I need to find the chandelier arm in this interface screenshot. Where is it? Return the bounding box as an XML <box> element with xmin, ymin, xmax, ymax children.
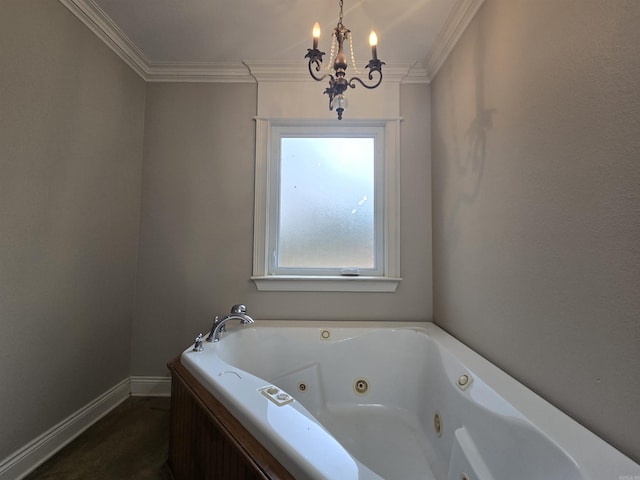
<box><xmin>347</xmin><ymin>70</ymin><xmax>383</xmax><ymax>90</ymax></box>
<box><xmin>308</xmin><ymin>61</ymin><xmax>334</xmax><ymax>82</ymax></box>
<box><xmin>305</xmin><ymin>46</ymin><xmax>328</xmax><ymax>81</ymax></box>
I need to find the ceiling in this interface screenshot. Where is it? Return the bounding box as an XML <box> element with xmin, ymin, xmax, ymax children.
<box><xmin>61</xmin><ymin>0</ymin><xmax>484</xmax><ymax>81</ymax></box>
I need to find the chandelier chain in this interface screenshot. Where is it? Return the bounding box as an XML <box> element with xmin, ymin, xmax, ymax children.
<box><xmin>328</xmin><ymin>34</ymin><xmax>337</xmax><ymax>72</ymax></box>
<box><xmin>338</xmin><ymin>0</ymin><xmax>344</xmax><ymax>26</ymax></box>
<box><xmin>349</xmin><ymin>35</ymin><xmax>362</xmax><ymax>75</ymax></box>
<box><xmin>323</xmin><ymin>34</ymin><xmax>337</xmax><ymax>72</ymax></box>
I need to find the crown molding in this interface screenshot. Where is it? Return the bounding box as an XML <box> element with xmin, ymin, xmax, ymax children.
<box><xmin>145</xmin><ymin>62</ymin><xmax>254</xmax><ymax>83</ymax></box>
<box><xmin>244</xmin><ymin>61</ymin><xmax>423</xmax><ymax>84</ymax></box>
<box><xmin>59</xmin><ymin>0</ymin><xmax>483</xmax><ymax>84</ymax></box>
<box><xmin>402</xmin><ymin>64</ymin><xmax>430</xmax><ymax>84</ymax></box>
<box><xmin>423</xmin><ymin>0</ymin><xmax>486</xmax><ymax>82</ymax></box>
<box><xmin>59</xmin><ymin>0</ymin><xmax>150</xmax><ymax>79</ymax></box>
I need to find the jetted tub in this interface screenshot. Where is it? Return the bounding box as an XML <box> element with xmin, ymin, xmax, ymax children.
<box><xmin>169</xmin><ymin>321</ymin><xmax>640</xmax><ymax>480</ymax></box>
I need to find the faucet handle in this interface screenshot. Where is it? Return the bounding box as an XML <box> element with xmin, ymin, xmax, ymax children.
<box><xmin>230</xmin><ymin>304</ymin><xmax>247</xmax><ymax>314</ymax></box>
<box><xmin>193</xmin><ymin>333</ymin><xmax>204</xmax><ymax>352</ymax></box>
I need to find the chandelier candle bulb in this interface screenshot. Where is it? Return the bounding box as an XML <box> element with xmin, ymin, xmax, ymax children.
<box><xmin>369</xmin><ymin>31</ymin><xmax>378</xmax><ymax>59</ymax></box>
<box><xmin>312</xmin><ymin>22</ymin><xmax>320</xmax><ymax>50</ymax></box>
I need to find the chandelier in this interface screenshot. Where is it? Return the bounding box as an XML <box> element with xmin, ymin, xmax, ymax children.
<box><xmin>305</xmin><ymin>0</ymin><xmax>385</xmax><ymax>120</ymax></box>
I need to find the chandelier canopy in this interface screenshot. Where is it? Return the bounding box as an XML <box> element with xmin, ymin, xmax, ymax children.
<box><xmin>305</xmin><ymin>0</ymin><xmax>385</xmax><ymax>120</ymax></box>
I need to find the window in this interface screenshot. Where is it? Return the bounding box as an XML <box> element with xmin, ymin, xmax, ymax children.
<box><xmin>252</xmin><ymin>119</ymin><xmax>401</xmax><ymax>292</ymax></box>
<box><xmin>276</xmin><ymin>133</ymin><xmax>381</xmax><ymax>275</ymax></box>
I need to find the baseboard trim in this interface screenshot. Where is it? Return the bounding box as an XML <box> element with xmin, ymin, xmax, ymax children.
<box><xmin>130</xmin><ymin>376</ymin><xmax>172</xmax><ymax>397</ymax></box>
<box><xmin>0</xmin><ymin>376</ymin><xmax>172</xmax><ymax>480</ymax></box>
<box><xmin>0</xmin><ymin>378</ymin><xmax>130</xmax><ymax>480</ymax></box>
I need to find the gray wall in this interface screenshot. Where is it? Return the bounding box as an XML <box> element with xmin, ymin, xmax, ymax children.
<box><xmin>0</xmin><ymin>0</ymin><xmax>145</xmax><ymax>460</ymax></box>
<box><xmin>12</xmin><ymin>0</ymin><xmax>636</xmax><ymax>468</ymax></box>
<box><xmin>131</xmin><ymin>82</ymin><xmax>432</xmax><ymax>375</ymax></box>
<box><xmin>431</xmin><ymin>0</ymin><xmax>640</xmax><ymax>463</ymax></box>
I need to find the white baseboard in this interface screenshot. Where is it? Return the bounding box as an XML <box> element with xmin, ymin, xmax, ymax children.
<box><xmin>0</xmin><ymin>378</ymin><xmax>130</xmax><ymax>480</ymax></box>
<box><xmin>130</xmin><ymin>376</ymin><xmax>171</xmax><ymax>397</ymax></box>
<box><xmin>0</xmin><ymin>376</ymin><xmax>172</xmax><ymax>480</ymax></box>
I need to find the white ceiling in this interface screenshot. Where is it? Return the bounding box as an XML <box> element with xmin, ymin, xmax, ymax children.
<box><xmin>61</xmin><ymin>0</ymin><xmax>484</xmax><ymax>81</ymax></box>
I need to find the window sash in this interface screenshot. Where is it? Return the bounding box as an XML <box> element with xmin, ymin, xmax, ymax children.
<box><xmin>268</xmin><ymin>126</ymin><xmax>385</xmax><ymax>276</ymax></box>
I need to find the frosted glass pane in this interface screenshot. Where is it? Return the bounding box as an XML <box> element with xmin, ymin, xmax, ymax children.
<box><xmin>278</xmin><ymin>137</ymin><xmax>375</xmax><ymax>269</ymax></box>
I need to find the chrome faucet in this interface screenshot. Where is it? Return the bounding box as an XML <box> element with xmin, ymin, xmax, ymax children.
<box><xmin>205</xmin><ymin>315</ymin><xmax>220</xmax><ymax>342</ymax></box>
<box><xmin>206</xmin><ymin>304</ymin><xmax>254</xmax><ymax>342</ymax></box>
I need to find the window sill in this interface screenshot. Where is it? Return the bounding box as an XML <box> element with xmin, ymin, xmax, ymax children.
<box><xmin>251</xmin><ymin>276</ymin><xmax>402</xmax><ymax>292</ymax></box>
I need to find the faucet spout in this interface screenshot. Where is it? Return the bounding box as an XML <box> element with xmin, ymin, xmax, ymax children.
<box><xmin>210</xmin><ymin>304</ymin><xmax>254</xmax><ymax>342</ymax></box>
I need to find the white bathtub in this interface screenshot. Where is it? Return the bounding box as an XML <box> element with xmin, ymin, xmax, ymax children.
<box><xmin>180</xmin><ymin>321</ymin><xmax>640</xmax><ymax>480</ymax></box>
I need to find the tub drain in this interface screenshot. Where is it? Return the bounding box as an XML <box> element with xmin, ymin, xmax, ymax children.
<box><xmin>353</xmin><ymin>378</ymin><xmax>369</xmax><ymax>395</ymax></box>
<box><xmin>298</xmin><ymin>382</ymin><xmax>308</xmax><ymax>392</ymax></box>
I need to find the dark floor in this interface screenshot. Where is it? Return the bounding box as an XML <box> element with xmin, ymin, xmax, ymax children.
<box><xmin>25</xmin><ymin>396</ymin><xmax>171</xmax><ymax>480</ymax></box>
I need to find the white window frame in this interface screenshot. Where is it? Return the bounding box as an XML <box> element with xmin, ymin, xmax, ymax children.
<box><xmin>252</xmin><ymin>118</ymin><xmax>401</xmax><ymax>292</ymax></box>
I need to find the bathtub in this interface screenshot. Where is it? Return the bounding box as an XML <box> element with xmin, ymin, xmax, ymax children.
<box><xmin>171</xmin><ymin>321</ymin><xmax>640</xmax><ymax>480</ymax></box>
